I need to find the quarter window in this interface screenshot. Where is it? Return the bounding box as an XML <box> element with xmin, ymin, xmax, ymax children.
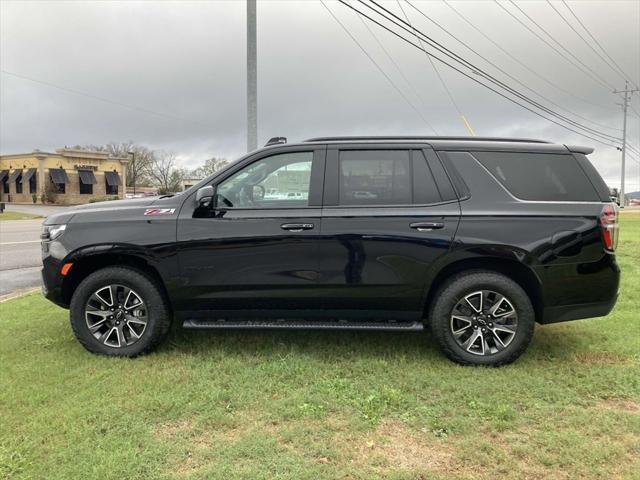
<box><xmin>473</xmin><ymin>152</ymin><xmax>599</xmax><ymax>202</ymax></box>
<box><xmin>216</xmin><ymin>152</ymin><xmax>314</xmax><ymax>209</ymax></box>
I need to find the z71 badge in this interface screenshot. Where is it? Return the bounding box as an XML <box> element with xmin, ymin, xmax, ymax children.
<box><xmin>144</xmin><ymin>208</ymin><xmax>176</xmax><ymax>216</ymax></box>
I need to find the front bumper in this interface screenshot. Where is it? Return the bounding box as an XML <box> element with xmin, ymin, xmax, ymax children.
<box><xmin>41</xmin><ymin>249</ymin><xmax>68</xmax><ymax>308</ymax></box>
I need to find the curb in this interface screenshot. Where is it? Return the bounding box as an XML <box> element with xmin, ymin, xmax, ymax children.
<box><xmin>0</xmin><ymin>287</ymin><xmax>40</xmax><ymax>303</ymax></box>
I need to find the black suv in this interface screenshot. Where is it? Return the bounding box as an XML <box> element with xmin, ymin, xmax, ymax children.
<box><xmin>41</xmin><ymin>137</ymin><xmax>620</xmax><ymax>365</ymax></box>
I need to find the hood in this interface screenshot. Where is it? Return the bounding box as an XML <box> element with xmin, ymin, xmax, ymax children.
<box><xmin>43</xmin><ymin>195</ymin><xmax>182</xmax><ymax>225</ymax></box>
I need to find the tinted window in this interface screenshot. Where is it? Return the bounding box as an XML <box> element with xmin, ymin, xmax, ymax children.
<box><xmin>339</xmin><ymin>150</ymin><xmax>413</xmax><ymax>205</ymax></box>
<box><xmin>412</xmin><ymin>150</ymin><xmax>443</xmax><ymax>204</ymax></box>
<box><xmin>473</xmin><ymin>152</ymin><xmax>599</xmax><ymax>201</ymax></box>
<box><xmin>217</xmin><ymin>151</ymin><xmax>313</xmax><ymax>208</ymax></box>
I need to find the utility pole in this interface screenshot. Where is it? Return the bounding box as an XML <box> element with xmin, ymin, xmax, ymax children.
<box><xmin>613</xmin><ymin>80</ymin><xmax>639</xmax><ymax>207</ymax></box>
<box><xmin>247</xmin><ymin>0</ymin><xmax>257</xmax><ymax>152</ymax></box>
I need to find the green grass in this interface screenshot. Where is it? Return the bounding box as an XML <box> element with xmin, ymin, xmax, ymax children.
<box><xmin>0</xmin><ymin>211</ymin><xmax>42</xmax><ymax>221</ymax></box>
<box><xmin>1</xmin><ymin>215</ymin><xmax>639</xmax><ymax>480</ymax></box>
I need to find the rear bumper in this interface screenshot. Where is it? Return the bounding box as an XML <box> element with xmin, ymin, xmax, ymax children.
<box><xmin>540</xmin><ymin>293</ymin><xmax>619</xmax><ymax>324</ymax></box>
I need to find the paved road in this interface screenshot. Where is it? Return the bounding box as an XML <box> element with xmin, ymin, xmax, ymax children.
<box><xmin>0</xmin><ymin>219</ymin><xmax>44</xmax><ymax>296</ymax></box>
<box><xmin>0</xmin><ymin>204</ymin><xmax>74</xmax><ymax>297</ymax></box>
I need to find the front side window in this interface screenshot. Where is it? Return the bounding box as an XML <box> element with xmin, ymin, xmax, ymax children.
<box><xmin>339</xmin><ymin>150</ymin><xmax>413</xmax><ymax>205</ymax></box>
<box><xmin>216</xmin><ymin>151</ymin><xmax>313</xmax><ymax>209</ymax></box>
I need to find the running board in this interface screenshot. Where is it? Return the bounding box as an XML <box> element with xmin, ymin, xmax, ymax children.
<box><xmin>182</xmin><ymin>319</ymin><xmax>424</xmax><ymax>331</ymax></box>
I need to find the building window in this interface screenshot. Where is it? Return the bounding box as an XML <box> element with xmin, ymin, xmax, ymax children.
<box><xmin>80</xmin><ymin>180</ymin><xmax>93</xmax><ymax>195</ymax></box>
<box><xmin>106</xmin><ymin>182</ymin><xmax>118</xmax><ymax>195</ymax></box>
<box><xmin>78</xmin><ymin>169</ymin><xmax>96</xmax><ymax>195</ymax></box>
<box><xmin>53</xmin><ymin>180</ymin><xmax>66</xmax><ymax>194</ymax></box>
<box><xmin>105</xmin><ymin>171</ymin><xmax>121</xmax><ymax>195</ymax></box>
<box><xmin>2</xmin><ymin>178</ymin><xmax>8</xmax><ymax>194</ymax></box>
<box><xmin>15</xmin><ymin>173</ymin><xmax>23</xmax><ymax>194</ymax></box>
<box><xmin>29</xmin><ymin>175</ymin><xmax>37</xmax><ymax>194</ymax></box>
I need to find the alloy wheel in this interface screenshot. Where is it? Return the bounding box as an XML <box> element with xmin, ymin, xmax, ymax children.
<box><xmin>450</xmin><ymin>290</ymin><xmax>518</xmax><ymax>356</ymax></box>
<box><xmin>85</xmin><ymin>284</ymin><xmax>148</xmax><ymax>348</ymax></box>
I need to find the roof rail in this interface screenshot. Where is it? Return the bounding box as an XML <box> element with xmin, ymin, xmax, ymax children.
<box><xmin>265</xmin><ymin>137</ymin><xmax>287</xmax><ymax>147</ymax></box>
<box><xmin>304</xmin><ymin>136</ymin><xmax>550</xmax><ymax>144</ymax></box>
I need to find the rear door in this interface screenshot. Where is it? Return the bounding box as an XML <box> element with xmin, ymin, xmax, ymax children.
<box><xmin>317</xmin><ymin>144</ymin><xmax>461</xmax><ymax>320</ymax></box>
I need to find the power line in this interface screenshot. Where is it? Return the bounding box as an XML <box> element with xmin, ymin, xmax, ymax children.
<box><xmin>356</xmin><ymin>0</ymin><xmax>622</xmax><ymax>145</ymax></box>
<box><xmin>561</xmin><ymin>0</ymin><xmax>640</xmax><ymax>90</ymax></box>
<box><xmin>320</xmin><ymin>0</ymin><xmax>439</xmax><ymax>134</ymax></box>
<box><xmin>350</xmin><ymin>1</ymin><xmax>436</xmax><ymax>126</ymax></box>
<box><xmin>443</xmin><ymin>0</ymin><xmax>619</xmax><ymax>115</ymax></box>
<box><xmin>395</xmin><ymin>0</ymin><xmax>465</xmax><ymax>119</ymax></box>
<box><xmin>546</xmin><ymin>0</ymin><xmax>630</xmax><ymax>87</ymax></box>
<box><xmin>337</xmin><ymin>1</ymin><xmax>621</xmax><ymax>148</ymax></box>
<box><xmin>0</xmin><ymin>69</ymin><xmax>210</xmax><ymax>128</ymax></box>
<box><xmin>405</xmin><ymin>0</ymin><xmax>622</xmax><ymax>135</ymax></box>
<box><xmin>495</xmin><ymin>1</ymin><xmax>615</xmax><ymax>92</ymax></box>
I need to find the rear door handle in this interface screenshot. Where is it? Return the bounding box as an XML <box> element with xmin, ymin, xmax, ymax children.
<box><xmin>410</xmin><ymin>222</ymin><xmax>444</xmax><ymax>232</ymax></box>
<box><xmin>281</xmin><ymin>223</ymin><xmax>314</xmax><ymax>232</ymax></box>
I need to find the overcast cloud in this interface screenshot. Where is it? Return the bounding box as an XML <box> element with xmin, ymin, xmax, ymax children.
<box><xmin>1</xmin><ymin>0</ymin><xmax>639</xmax><ymax>190</ymax></box>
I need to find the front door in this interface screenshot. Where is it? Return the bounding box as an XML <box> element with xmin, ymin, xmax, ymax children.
<box><xmin>175</xmin><ymin>147</ymin><xmax>326</xmax><ymax>318</ymax></box>
<box><xmin>317</xmin><ymin>146</ymin><xmax>461</xmax><ymax>321</ymax></box>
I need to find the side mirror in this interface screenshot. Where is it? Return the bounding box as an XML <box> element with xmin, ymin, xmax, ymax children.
<box><xmin>195</xmin><ymin>185</ymin><xmax>214</xmax><ymax>207</ymax></box>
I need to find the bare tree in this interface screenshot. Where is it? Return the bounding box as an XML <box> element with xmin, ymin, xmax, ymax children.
<box><xmin>191</xmin><ymin>157</ymin><xmax>229</xmax><ymax>178</ymax></box>
<box><xmin>147</xmin><ymin>152</ymin><xmax>184</xmax><ymax>194</ymax></box>
<box><xmin>80</xmin><ymin>141</ymin><xmax>154</xmax><ymax>188</ymax></box>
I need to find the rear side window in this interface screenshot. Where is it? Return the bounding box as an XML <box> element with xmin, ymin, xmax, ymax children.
<box><xmin>338</xmin><ymin>150</ymin><xmax>441</xmax><ymax>205</ymax></box>
<box><xmin>473</xmin><ymin>152</ymin><xmax>600</xmax><ymax>201</ymax></box>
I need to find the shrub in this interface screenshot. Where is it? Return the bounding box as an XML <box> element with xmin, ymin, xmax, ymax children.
<box><xmin>32</xmin><ymin>194</ymin><xmax>37</xmax><ymax>203</ymax></box>
<box><xmin>88</xmin><ymin>196</ymin><xmax>120</xmax><ymax>203</ymax></box>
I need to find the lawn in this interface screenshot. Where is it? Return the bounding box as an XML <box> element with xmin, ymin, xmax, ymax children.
<box><xmin>1</xmin><ymin>214</ymin><xmax>638</xmax><ymax>480</ymax></box>
<box><xmin>0</xmin><ymin>211</ymin><xmax>42</xmax><ymax>221</ymax></box>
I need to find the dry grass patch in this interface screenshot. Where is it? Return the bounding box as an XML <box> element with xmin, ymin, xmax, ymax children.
<box><xmin>599</xmin><ymin>398</ymin><xmax>640</xmax><ymax>413</ymax></box>
<box><xmin>574</xmin><ymin>351</ymin><xmax>631</xmax><ymax>364</ymax></box>
<box><xmin>348</xmin><ymin>418</ymin><xmax>457</xmax><ymax>474</ymax></box>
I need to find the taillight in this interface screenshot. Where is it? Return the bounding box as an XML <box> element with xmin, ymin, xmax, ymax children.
<box><xmin>600</xmin><ymin>203</ymin><xmax>618</xmax><ymax>252</ymax></box>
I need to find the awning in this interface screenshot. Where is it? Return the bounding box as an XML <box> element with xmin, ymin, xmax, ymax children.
<box><xmin>21</xmin><ymin>168</ymin><xmax>37</xmax><ymax>184</ymax></box>
<box><xmin>105</xmin><ymin>171</ymin><xmax>122</xmax><ymax>186</ymax></box>
<box><xmin>0</xmin><ymin>170</ymin><xmax>8</xmax><ymax>182</ymax></box>
<box><xmin>49</xmin><ymin>168</ymin><xmax>69</xmax><ymax>184</ymax></box>
<box><xmin>78</xmin><ymin>169</ymin><xmax>97</xmax><ymax>185</ymax></box>
<box><xmin>8</xmin><ymin>169</ymin><xmax>22</xmax><ymax>182</ymax></box>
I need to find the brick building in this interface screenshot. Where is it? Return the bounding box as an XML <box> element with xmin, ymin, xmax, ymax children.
<box><xmin>0</xmin><ymin>148</ymin><xmax>128</xmax><ymax>205</ymax></box>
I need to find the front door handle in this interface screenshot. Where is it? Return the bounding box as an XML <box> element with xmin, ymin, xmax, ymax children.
<box><xmin>410</xmin><ymin>222</ymin><xmax>445</xmax><ymax>232</ymax></box>
<box><xmin>281</xmin><ymin>223</ymin><xmax>314</xmax><ymax>232</ymax></box>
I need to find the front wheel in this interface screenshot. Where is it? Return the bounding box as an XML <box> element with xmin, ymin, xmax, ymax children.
<box><xmin>429</xmin><ymin>271</ymin><xmax>535</xmax><ymax>366</ymax></box>
<box><xmin>70</xmin><ymin>266</ymin><xmax>171</xmax><ymax>357</ymax></box>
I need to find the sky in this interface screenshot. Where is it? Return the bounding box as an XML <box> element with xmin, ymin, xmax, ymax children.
<box><xmin>1</xmin><ymin>0</ymin><xmax>639</xmax><ymax>190</ymax></box>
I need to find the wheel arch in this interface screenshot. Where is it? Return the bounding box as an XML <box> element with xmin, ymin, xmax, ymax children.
<box><xmin>424</xmin><ymin>256</ymin><xmax>544</xmax><ymax>323</ymax></box>
<box><xmin>61</xmin><ymin>250</ymin><xmax>171</xmax><ymax>312</ymax></box>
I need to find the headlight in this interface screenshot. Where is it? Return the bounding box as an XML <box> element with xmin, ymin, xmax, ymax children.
<box><xmin>42</xmin><ymin>224</ymin><xmax>66</xmax><ymax>241</ymax></box>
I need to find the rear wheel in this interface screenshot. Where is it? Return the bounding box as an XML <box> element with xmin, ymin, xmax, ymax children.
<box><xmin>70</xmin><ymin>266</ymin><xmax>171</xmax><ymax>356</ymax></box>
<box><xmin>429</xmin><ymin>271</ymin><xmax>535</xmax><ymax>366</ymax></box>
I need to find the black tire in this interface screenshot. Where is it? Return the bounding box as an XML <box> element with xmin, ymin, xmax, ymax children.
<box><xmin>70</xmin><ymin>266</ymin><xmax>171</xmax><ymax>357</ymax></box>
<box><xmin>428</xmin><ymin>271</ymin><xmax>535</xmax><ymax>366</ymax></box>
